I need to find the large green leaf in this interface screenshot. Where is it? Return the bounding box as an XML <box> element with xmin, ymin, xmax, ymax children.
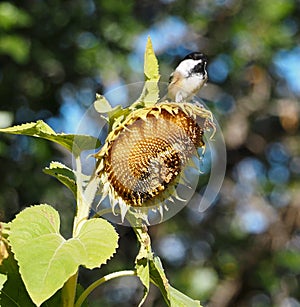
<box><xmin>0</xmin><ymin>251</ymin><xmax>64</xmax><ymax>306</ymax></box>
<box><xmin>9</xmin><ymin>205</ymin><xmax>118</xmax><ymax>306</ymax></box>
<box><xmin>0</xmin><ymin>120</ymin><xmax>100</xmax><ymax>155</ymax></box>
<box><xmin>9</xmin><ymin>205</ymin><xmax>83</xmax><ymax>306</ymax></box>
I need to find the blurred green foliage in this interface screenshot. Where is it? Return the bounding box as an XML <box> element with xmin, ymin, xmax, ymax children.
<box><xmin>0</xmin><ymin>0</ymin><xmax>300</xmax><ymax>306</ymax></box>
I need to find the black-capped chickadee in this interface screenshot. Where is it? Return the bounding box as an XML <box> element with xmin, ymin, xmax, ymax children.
<box><xmin>167</xmin><ymin>52</ymin><xmax>208</xmax><ymax>103</ymax></box>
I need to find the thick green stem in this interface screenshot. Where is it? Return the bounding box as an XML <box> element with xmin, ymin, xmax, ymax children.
<box><xmin>61</xmin><ymin>155</ymin><xmax>91</xmax><ymax>305</ymax></box>
<box><xmin>73</xmin><ymin>155</ymin><xmax>90</xmax><ymax>236</ymax></box>
<box><xmin>74</xmin><ymin>270</ymin><xmax>136</xmax><ymax>307</ymax></box>
<box><xmin>61</xmin><ymin>272</ymin><xmax>79</xmax><ymax>307</ymax></box>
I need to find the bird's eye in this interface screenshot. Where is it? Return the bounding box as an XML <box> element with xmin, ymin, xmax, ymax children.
<box><xmin>191</xmin><ymin>62</ymin><xmax>205</xmax><ymax>74</ymax></box>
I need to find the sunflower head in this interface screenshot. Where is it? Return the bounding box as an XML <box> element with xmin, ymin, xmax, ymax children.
<box><xmin>94</xmin><ymin>101</ymin><xmax>214</xmax><ymax>225</ymax></box>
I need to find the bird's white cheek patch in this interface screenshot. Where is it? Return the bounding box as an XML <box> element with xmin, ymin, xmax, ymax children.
<box><xmin>176</xmin><ymin>59</ymin><xmax>203</xmax><ymax>77</ymax></box>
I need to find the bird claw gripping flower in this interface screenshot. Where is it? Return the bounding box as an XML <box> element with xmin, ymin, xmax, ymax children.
<box><xmin>94</xmin><ymin>101</ymin><xmax>215</xmax><ymax>226</ymax></box>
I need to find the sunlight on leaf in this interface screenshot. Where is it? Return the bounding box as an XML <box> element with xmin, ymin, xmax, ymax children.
<box><xmin>169</xmin><ymin>286</ymin><xmax>203</xmax><ymax>307</ymax></box>
<box><xmin>144</xmin><ymin>36</ymin><xmax>160</xmax><ymax>82</ymax></box>
<box><xmin>137</xmin><ymin>36</ymin><xmax>160</xmax><ymax>107</ymax></box>
<box><xmin>76</xmin><ymin>218</ymin><xmax>118</xmax><ymax>269</ymax></box>
<box><xmin>0</xmin><ymin>120</ymin><xmax>100</xmax><ymax>155</ymax></box>
<box><xmin>9</xmin><ymin>204</ymin><xmax>118</xmax><ymax>306</ymax></box>
<box><xmin>94</xmin><ymin>94</ymin><xmax>130</xmax><ymax>130</ymax></box>
<box><xmin>94</xmin><ymin>94</ymin><xmax>113</xmax><ymax>113</ymax></box>
<box><xmin>43</xmin><ymin>161</ymin><xmax>77</xmax><ymax>196</ymax></box>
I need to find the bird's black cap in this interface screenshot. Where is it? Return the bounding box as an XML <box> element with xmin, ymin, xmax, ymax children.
<box><xmin>183</xmin><ymin>52</ymin><xmax>207</xmax><ymax>62</ymax></box>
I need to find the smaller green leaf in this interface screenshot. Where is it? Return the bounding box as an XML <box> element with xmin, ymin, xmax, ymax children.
<box><xmin>43</xmin><ymin>161</ymin><xmax>77</xmax><ymax>196</ymax></box>
<box><xmin>150</xmin><ymin>255</ymin><xmax>202</xmax><ymax>306</ymax></box>
<box><xmin>133</xmin><ymin>227</ymin><xmax>201</xmax><ymax>306</ymax></box>
<box><xmin>0</xmin><ymin>120</ymin><xmax>100</xmax><ymax>155</ymax></box>
<box><xmin>135</xmin><ymin>244</ymin><xmax>150</xmax><ymax>307</ymax></box>
<box><xmin>136</xmin><ymin>257</ymin><xmax>149</xmax><ymax>288</ymax></box>
<box><xmin>94</xmin><ymin>94</ymin><xmax>130</xmax><ymax>131</ymax></box>
<box><xmin>136</xmin><ymin>257</ymin><xmax>149</xmax><ymax>307</ymax></box>
<box><xmin>0</xmin><ymin>120</ymin><xmax>54</xmax><ymax>135</ymax></box>
<box><xmin>144</xmin><ymin>36</ymin><xmax>160</xmax><ymax>81</ymax></box>
<box><xmin>137</xmin><ymin>36</ymin><xmax>160</xmax><ymax>107</ymax></box>
<box><xmin>94</xmin><ymin>94</ymin><xmax>114</xmax><ymax>113</ymax></box>
<box><xmin>76</xmin><ymin>218</ymin><xmax>119</xmax><ymax>269</ymax></box>
<box><xmin>134</xmin><ymin>227</ymin><xmax>155</xmax><ymax>307</ymax></box>
<box><xmin>149</xmin><ymin>255</ymin><xmax>170</xmax><ymax>304</ymax></box>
